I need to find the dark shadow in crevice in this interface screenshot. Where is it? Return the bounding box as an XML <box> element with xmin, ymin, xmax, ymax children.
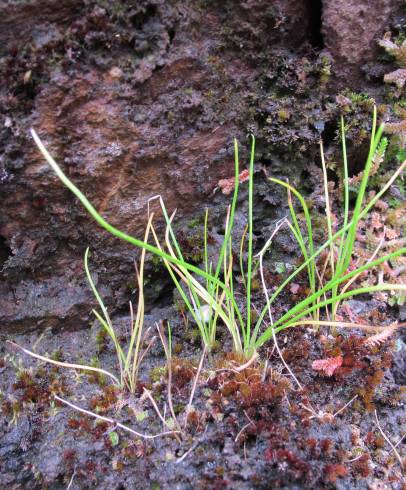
<box><xmin>0</xmin><ymin>235</ymin><xmax>11</xmax><ymax>271</ymax></box>
<box><xmin>0</xmin><ymin>235</ymin><xmax>11</xmax><ymax>278</ymax></box>
<box><xmin>305</xmin><ymin>0</ymin><xmax>323</xmax><ymax>48</ymax></box>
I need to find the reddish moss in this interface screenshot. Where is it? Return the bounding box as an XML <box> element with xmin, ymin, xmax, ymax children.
<box><xmin>68</xmin><ymin>418</ymin><xmax>80</xmax><ymax>430</ymax></box>
<box><xmin>84</xmin><ymin>459</ymin><xmax>97</xmax><ymax>474</ymax></box>
<box><xmin>282</xmin><ymin>339</ymin><xmax>311</xmax><ymax>363</ymax></box>
<box><xmin>265</xmin><ymin>449</ymin><xmax>310</xmax><ymax>480</ymax></box>
<box><xmin>186</xmin><ymin>408</ymin><xmax>206</xmax><ymax>433</ymax></box>
<box><xmin>89</xmin><ymin>386</ymin><xmax>118</xmax><ymax>413</ymax></box>
<box><xmin>381</xmin><ymin>351</ymin><xmax>393</xmax><ymax>369</ymax></box>
<box><xmin>336</xmin><ymin>449</ymin><xmax>347</xmax><ymax>462</ymax></box>
<box><xmin>92</xmin><ymin>421</ymin><xmax>109</xmax><ymax>440</ymax></box>
<box><xmin>221</xmin><ymin>380</ymin><xmax>239</xmax><ymax>397</ymax></box>
<box><xmin>352</xmin><ymin>453</ymin><xmax>371</xmax><ymax>477</ymax></box>
<box><xmin>171</xmin><ymin>358</ymin><xmax>194</xmax><ymax>389</ymax></box>
<box><xmin>122</xmin><ymin>441</ymin><xmax>146</xmax><ymax>459</ymax></box>
<box><xmin>365</xmin><ymin>431</ymin><xmax>385</xmax><ymax>449</ymax></box>
<box><xmin>324</xmin><ymin>464</ymin><xmax>348</xmax><ymax>483</ymax></box>
<box><xmin>78</xmin><ymin>417</ymin><xmax>93</xmax><ymax>434</ymax></box>
<box><xmin>320</xmin><ymin>438</ymin><xmax>333</xmax><ymax>454</ymax></box>
<box><xmin>63</xmin><ymin>448</ymin><xmax>77</xmax><ymax>469</ymax></box>
<box><xmin>304</xmin><ymin>438</ymin><xmax>318</xmax><ymax>457</ymax></box>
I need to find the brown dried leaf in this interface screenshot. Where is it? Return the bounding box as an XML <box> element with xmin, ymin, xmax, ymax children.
<box><xmin>364</xmin><ymin>325</ymin><xmax>397</xmax><ymax>348</ymax></box>
<box><xmin>312</xmin><ymin>355</ymin><xmax>343</xmax><ymax>377</ymax></box>
<box><xmin>217</xmin><ymin>169</ymin><xmax>250</xmax><ymax>195</ymax></box>
<box><xmin>371</xmin><ymin>212</ymin><xmax>383</xmax><ymax>230</ymax></box>
<box><xmin>385</xmin><ymin>228</ymin><xmax>399</xmax><ymax>240</ymax></box>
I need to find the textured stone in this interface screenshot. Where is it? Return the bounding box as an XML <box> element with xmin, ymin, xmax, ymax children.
<box><xmin>1</xmin><ymin>0</ymin><xmax>312</xmax><ymax>332</ymax></box>
<box><xmin>322</xmin><ymin>0</ymin><xmax>398</xmax><ymax>87</ymax></box>
<box><xmin>0</xmin><ymin>0</ymin><xmax>402</xmax><ymax>333</ymax></box>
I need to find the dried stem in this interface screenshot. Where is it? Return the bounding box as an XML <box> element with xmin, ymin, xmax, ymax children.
<box><xmin>184</xmin><ymin>345</ymin><xmax>207</xmax><ymax>426</ymax></box>
<box><xmin>155</xmin><ymin>321</ymin><xmax>181</xmax><ymax>433</ymax></box>
<box><xmin>54</xmin><ymin>395</ymin><xmax>177</xmax><ymax>440</ymax></box>
<box><xmin>256</xmin><ymin>218</ymin><xmax>303</xmax><ymax>390</ymax></box>
<box><xmin>374</xmin><ymin>409</ymin><xmax>404</xmax><ymax>471</ymax></box>
<box><xmin>8</xmin><ymin>341</ymin><xmax>120</xmax><ymax>386</ymax></box>
<box><xmin>142</xmin><ymin>388</ymin><xmax>182</xmax><ymax>443</ymax></box>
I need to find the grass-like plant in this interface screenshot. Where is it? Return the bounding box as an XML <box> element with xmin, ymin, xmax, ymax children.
<box><xmin>30</xmin><ymin>107</ymin><xmax>406</xmax><ymax>359</ymax></box>
<box><xmin>252</xmin><ymin>107</ymin><xmax>406</xmax><ymax>349</ymax></box>
<box><xmin>146</xmin><ymin>138</ymin><xmax>255</xmax><ymax>355</ymax></box>
<box><xmin>83</xmin><ymin>219</ymin><xmax>154</xmax><ymax>393</ymax></box>
<box><xmin>11</xmin><ymin>216</ymin><xmax>155</xmax><ymax>394</ymax></box>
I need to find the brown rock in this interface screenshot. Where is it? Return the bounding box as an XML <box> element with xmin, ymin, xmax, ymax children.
<box><xmin>0</xmin><ymin>0</ymin><xmax>402</xmax><ymax>333</ymax></box>
<box><xmin>322</xmin><ymin>0</ymin><xmax>398</xmax><ymax>87</ymax></box>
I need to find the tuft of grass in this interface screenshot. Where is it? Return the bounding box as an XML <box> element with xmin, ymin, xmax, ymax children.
<box><xmin>10</xmin><ymin>216</ymin><xmax>156</xmax><ymax>394</ymax></box>
<box><xmin>253</xmin><ymin>107</ymin><xmax>406</xmax><ymax>349</ymax></box>
<box><xmin>29</xmin><ymin>108</ymin><xmax>406</xmax><ymax>359</ymax></box>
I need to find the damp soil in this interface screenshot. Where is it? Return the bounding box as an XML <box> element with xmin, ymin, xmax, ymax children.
<box><xmin>1</xmin><ymin>298</ymin><xmax>405</xmax><ymax>489</ymax></box>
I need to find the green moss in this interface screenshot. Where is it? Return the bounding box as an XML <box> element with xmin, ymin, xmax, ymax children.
<box><xmin>96</xmin><ymin>328</ymin><xmax>108</xmax><ymax>353</ymax></box>
<box><xmin>210</xmin><ymin>340</ymin><xmax>221</xmax><ymax>352</ymax></box>
<box><xmin>346</xmin><ymin>91</ymin><xmax>375</xmax><ymax>109</ymax></box>
<box><xmin>149</xmin><ymin>366</ymin><xmax>166</xmax><ymax>383</ymax></box>
<box><xmin>87</xmin><ymin>356</ymin><xmax>107</xmax><ymax>386</ymax></box>
<box><xmin>50</xmin><ymin>349</ymin><xmax>63</xmax><ymax>362</ymax></box>
<box><xmin>150</xmin><ymin>254</ymin><xmax>162</xmax><ymax>271</ymax></box>
<box><xmin>277</xmin><ymin>109</ymin><xmax>291</xmax><ymax>122</ymax></box>
<box><xmin>187</xmin><ymin>213</ymin><xmax>205</xmax><ymax>229</ymax></box>
<box><xmin>173</xmin><ymin>343</ymin><xmax>183</xmax><ymax>355</ymax></box>
<box><xmin>176</xmin><ymin>229</ymin><xmax>205</xmax><ymax>263</ymax></box>
<box><xmin>394</xmin><ymin>32</ymin><xmax>406</xmax><ymax>45</ymax></box>
<box><xmin>185</xmin><ymin>328</ymin><xmax>201</xmax><ymax>344</ymax></box>
<box><xmin>173</xmin><ymin>403</ymin><xmax>184</xmax><ymax>415</ymax></box>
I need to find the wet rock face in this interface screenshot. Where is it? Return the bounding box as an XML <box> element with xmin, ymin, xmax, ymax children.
<box><xmin>0</xmin><ymin>0</ymin><xmax>401</xmax><ymax>333</ymax></box>
<box><xmin>322</xmin><ymin>0</ymin><xmax>400</xmax><ymax>87</ymax></box>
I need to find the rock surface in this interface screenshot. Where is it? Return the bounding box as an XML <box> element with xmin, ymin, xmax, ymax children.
<box><xmin>322</xmin><ymin>0</ymin><xmax>401</xmax><ymax>87</ymax></box>
<box><xmin>0</xmin><ymin>0</ymin><xmax>403</xmax><ymax>333</ymax></box>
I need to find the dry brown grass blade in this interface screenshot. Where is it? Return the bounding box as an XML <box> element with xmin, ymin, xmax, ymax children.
<box><xmin>54</xmin><ymin>395</ymin><xmax>177</xmax><ymax>440</ymax></box>
<box><xmin>374</xmin><ymin>409</ymin><xmax>404</xmax><ymax>472</ymax></box>
<box><xmin>7</xmin><ymin>341</ymin><xmax>120</xmax><ymax>386</ymax></box>
<box><xmin>155</xmin><ymin>321</ymin><xmax>182</xmax><ymax>434</ymax></box>
<box><xmin>287</xmin><ymin>320</ymin><xmax>406</xmax><ymax>333</ymax></box>
<box><xmin>256</xmin><ymin>217</ymin><xmax>303</xmax><ymax>391</ymax></box>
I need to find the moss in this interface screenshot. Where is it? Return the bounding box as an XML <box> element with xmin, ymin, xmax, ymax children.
<box><xmin>277</xmin><ymin>109</ymin><xmax>291</xmax><ymax>122</ymax></box>
<box><xmin>346</xmin><ymin>91</ymin><xmax>375</xmax><ymax>109</ymax></box>
<box><xmin>96</xmin><ymin>328</ymin><xmax>108</xmax><ymax>353</ymax></box>
<box><xmin>149</xmin><ymin>366</ymin><xmax>166</xmax><ymax>383</ymax></box>
<box><xmin>86</xmin><ymin>356</ymin><xmax>107</xmax><ymax>386</ymax></box>
<box><xmin>173</xmin><ymin>343</ymin><xmax>183</xmax><ymax>355</ymax></box>
<box><xmin>150</xmin><ymin>254</ymin><xmax>162</xmax><ymax>271</ymax></box>
<box><xmin>171</xmin><ymin>358</ymin><xmax>194</xmax><ymax>388</ymax></box>
<box><xmin>210</xmin><ymin>340</ymin><xmax>221</xmax><ymax>352</ymax></box>
<box><xmin>50</xmin><ymin>349</ymin><xmax>63</xmax><ymax>362</ymax></box>
<box><xmin>250</xmin><ymin>277</ymin><xmax>261</xmax><ymax>291</ymax></box>
<box><xmin>187</xmin><ymin>214</ymin><xmax>205</xmax><ymax>229</ymax></box>
<box><xmin>319</xmin><ymin>56</ymin><xmax>331</xmax><ymax>86</ymax></box>
<box><xmin>185</xmin><ymin>328</ymin><xmax>201</xmax><ymax>344</ymax></box>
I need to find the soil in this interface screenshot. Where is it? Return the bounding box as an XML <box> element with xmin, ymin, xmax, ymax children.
<box><xmin>0</xmin><ymin>0</ymin><xmax>405</xmax><ymax>489</ymax></box>
<box><xmin>1</xmin><ymin>301</ymin><xmax>405</xmax><ymax>489</ymax></box>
